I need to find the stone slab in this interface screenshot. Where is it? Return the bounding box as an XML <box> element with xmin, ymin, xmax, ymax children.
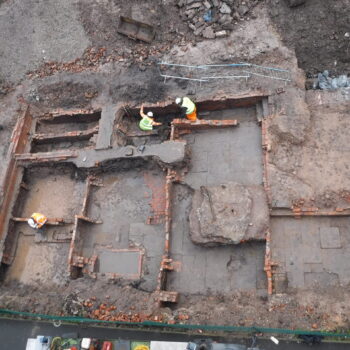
<box><xmin>98</xmin><ymin>249</ymin><xmax>141</xmax><ymax>276</ymax></box>
<box><xmin>303</xmin><ymin>263</ymin><xmax>324</xmax><ymax>273</ymax></box>
<box><xmin>304</xmin><ymin>272</ymin><xmax>339</xmax><ymax>288</ymax></box>
<box><xmin>271</xmin><ymin>217</ymin><xmax>350</xmax><ymax>289</ymax></box>
<box><xmin>140</xmin><ymin>255</ymin><xmax>162</xmax><ymax>291</ymax></box>
<box><xmin>245</xmin><ymin>185</ymin><xmax>269</xmax><ymax>241</ymax></box>
<box><xmin>178</xmin><ymin>254</ymin><xmax>206</xmax><ymax>293</ymax></box>
<box><xmin>183</xmin><ymin>171</ymin><xmax>207</xmax><ymax>190</ymax></box>
<box><xmin>170</xmin><ymin>220</ymin><xmax>185</xmax><ymax>255</ymax></box>
<box><xmin>184</xmin><ymin>121</ymin><xmax>263</xmax><ymax>188</ymax></box>
<box><xmin>129</xmin><ymin>222</ymin><xmax>161</xmax><ymax>244</ymax></box>
<box><xmin>320</xmin><ymin>227</ymin><xmax>342</xmax><ymax>249</ymax></box>
<box><xmin>302</xmin><ymin>247</ymin><xmax>322</xmax><ymax>264</ymax></box>
<box><xmin>190</xmin><ymin>151</ymin><xmax>208</xmax><ymax>173</ymax></box>
<box><xmin>96</xmin><ymin>104</ymin><xmax>118</xmax><ymax>150</ymax></box>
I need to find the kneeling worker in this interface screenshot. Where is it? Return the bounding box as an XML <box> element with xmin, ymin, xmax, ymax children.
<box><xmin>27</xmin><ymin>212</ymin><xmax>47</xmax><ymax>229</ymax></box>
<box><xmin>176</xmin><ymin>96</ymin><xmax>197</xmax><ymax>122</ymax></box>
<box><xmin>139</xmin><ymin>104</ymin><xmax>162</xmax><ymax>131</ymax></box>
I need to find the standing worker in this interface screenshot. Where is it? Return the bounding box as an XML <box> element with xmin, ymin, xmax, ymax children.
<box><xmin>27</xmin><ymin>212</ymin><xmax>47</xmax><ymax>229</ymax></box>
<box><xmin>139</xmin><ymin>104</ymin><xmax>162</xmax><ymax>131</ymax></box>
<box><xmin>175</xmin><ymin>97</ymin><xmax>197</xmax><ymax>122</ymax></box>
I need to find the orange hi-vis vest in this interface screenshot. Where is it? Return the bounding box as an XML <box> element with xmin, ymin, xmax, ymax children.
<box><xmin>181</xmin><ymin>97</ymin><xmax>197</xmax><ymax>121</ymax></box>
<box><xmin>31</xmin><ymin>213</ymin><xmax>47</xmax><ymax>228</ymax></box>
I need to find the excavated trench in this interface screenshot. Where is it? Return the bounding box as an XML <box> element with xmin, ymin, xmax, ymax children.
<box><xmin>31</xmin><ymin>111</ymin><xmax>101</xmax><ymax>153</ymax></box>
<box><xmin>112</xmin><ymin>107</ymin><xmax>180</xmax><ymax>148</ymax></box>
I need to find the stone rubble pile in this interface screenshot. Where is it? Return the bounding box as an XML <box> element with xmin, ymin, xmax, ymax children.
<box><xmin>177</xmin><ymin>0</ymin><xmax>260</xmax><ymax>39</ymax></box>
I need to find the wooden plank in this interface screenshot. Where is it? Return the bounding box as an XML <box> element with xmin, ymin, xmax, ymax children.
<box><xmin>11</xmin><ymin>217</ymin><xmax>69</xmax><ymax>225</ymax></box>
<box><xmin>117</xmin><ymin>16</ymin><xmax>155</xmax><ymax>43</ymax></box>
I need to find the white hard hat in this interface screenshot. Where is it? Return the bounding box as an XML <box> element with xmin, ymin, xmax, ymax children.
<box><xmin>175</xmin><ymin>97</ymin><xmax>182</xmax><ymax>105</ymax></box>
<box><xmin>147</xmin><ymin>111</ymin><xmax>153</xmax><ymax>117</ymax></box>
<box><xmin>28</xmin><ymin>218</ymin><xmax>36</xmax><ymax>228</ymax></box>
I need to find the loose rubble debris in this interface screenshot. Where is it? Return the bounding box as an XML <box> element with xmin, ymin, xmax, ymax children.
<box><xmin>80</xmin><ymin>296</ymin><xmax>189</xmax><ymax>324</ymax></box>
<box><xmin>26</xmin><ymin>45</ymin><xmax>172</xmax><ymax>79</ymax></box>
<box><xmin>26</xmin><ymin>47</ymin><xmax>108</xmax><ymax>79</ymax></box>
<box><xmin>85</xmin><ymin>298</ymin><xmax>164</xmax><ymax>323</ymax></box>
<box><xmin>177</xmin><ymin>0</ymin><xmax>260</xmax><ymax>39</ymax></box>
<box><xmin>0</xmin><ymin>80</ymin><xmax>13</xmax><ymax>96</ymax></box>
<box><xmin>63</xmin><ymin>293</ymin><xmax>85</xmax><ymax>316</ymax></box>
<box><xmin>313</xmin><ymin>70</ymin><xmax>350</xmax><ymax>90</ymax></box>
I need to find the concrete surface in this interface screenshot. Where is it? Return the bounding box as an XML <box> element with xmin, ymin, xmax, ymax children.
<box><xmin>129</xmin><ymin>222</ymin><xmax>164</xmax><ymax>291</ymax></box>
<box><xmin>96</xmin><ymin>104</ymin><xmax>119</xmax><ymax>150</ymax></box>
<box><xmin>271</xmin><ymin>217</ymin><xmax>350</xmax><ymax>289</ymax></box>
<box><xmin>5</xmin><ymin>235</ymin><xmax>69</xmax><ymax>285</ymax></box>
<box><xmin>81</xmin><ymin>170</ymin><xmax>165</xmax><ymax>291</ymax></box>
<box><xmin>98</xmin><ymin>249</ymin><xmax>141</xmax><ymax>276</ymax></box>
<box><xmin>74</xmin><ymin>141</ymin><xmax>186</xmax><ymax>167</ymax></box>
<box><xmin>20</xmin><ymin>168</ymin><xmax>85</xmax><ymax>219</ymax></box>
<box><xmin>183</xmin><ymin>109</ymin><xmax>263</xmax><ymax>189</ymax></box>
<box><xmin>165</xmin><ymin>106</ymin><xmax>267</xmax><ymax>293</ymax></box>
<box><xmin>168</xmin><ymin>184</ymin><xmax>266</xmax><ymax>294</ymax></box>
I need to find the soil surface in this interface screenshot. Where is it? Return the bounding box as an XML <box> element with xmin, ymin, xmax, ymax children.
<box><xmin>0</xmin><ymin>277</ymin><xmax>350</xmax><ymax>331</ymax></box>
<box><xmin>267</xmin><ymin>0</ymin><xmax>350</xmax><ymax>75</ymax></box>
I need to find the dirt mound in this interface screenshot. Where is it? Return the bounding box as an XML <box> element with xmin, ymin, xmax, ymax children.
<box><xmin>178</xmin><ymin>0</ymin><xmax>260</xmax><ymax>39</ymax></box>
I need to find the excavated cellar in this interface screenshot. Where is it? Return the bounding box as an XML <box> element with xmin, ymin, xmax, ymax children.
<box><xmin>1</xmin><ymin>0</ymin><xmax>350</xmax><ymax>332</ymax></box>
<box><xmin>0</xmin><ymin>94</ymin><xmax>280</xmax><ymax>307</ymax></box>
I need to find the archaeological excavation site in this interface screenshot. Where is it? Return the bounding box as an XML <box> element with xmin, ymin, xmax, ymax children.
<box><xmin>0</xmin><ymin>0</ymin><xmax>350</xmax><ymax>338</ymax></box>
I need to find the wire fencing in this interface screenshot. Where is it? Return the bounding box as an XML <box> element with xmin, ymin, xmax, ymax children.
<box><xmin>157</xmin><ymin>62</ymin><xmax>291</xmax><ymax>84</ymax></box>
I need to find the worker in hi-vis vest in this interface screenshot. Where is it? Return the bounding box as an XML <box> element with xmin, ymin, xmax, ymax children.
<box><xmin>139</xmin><ymin>104</ymin><xmax>162</xmax><ymax>131</ymax></box>
<box><xmin>27</xmin><ymin>212</ymin><xmax>47</xmax><ymax>229</ymax></box>
<box><xmin>176</xmin><ymin>97</ymin><xmax>197</xmax><ymax>122</ymax></box>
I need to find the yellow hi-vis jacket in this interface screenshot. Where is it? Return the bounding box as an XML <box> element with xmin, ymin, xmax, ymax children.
<box><xmin>31</xmin><ymin>213</ymin><xmax>47</xmax><ymax>228</ymax></box>
<box><xmin>139</xmin><ymin>116</ymin><xmax>153</xmax><ymax>131</ymax></box>
<box><xmin>181</xmin><ymin>97</ymin><xmax>196</xmax><ymax>115</ymax></box>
